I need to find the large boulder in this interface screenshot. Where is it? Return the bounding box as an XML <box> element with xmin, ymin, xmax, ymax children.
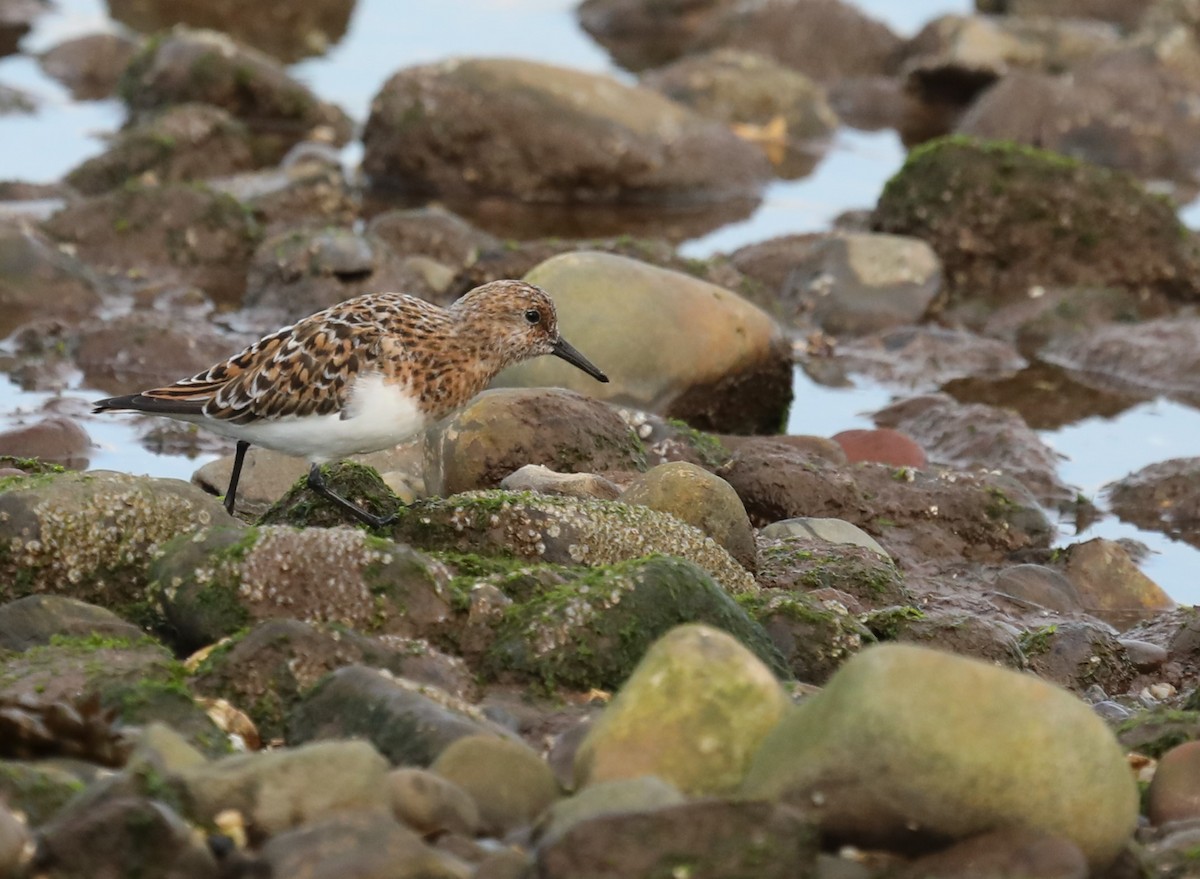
<box><xmin>119</xmin><ymin>27</ymin><xmax>352</xmax><ymax>162</ymax></box>
<box><xmin>495</xmin><ymin>251</ymin><xmax>793</xmax><ymax>434</ymax></box>
<box><xmin>362</xmin><ymin>58</ymin><xmax>770</xmax><ymax>203</ymax></box>
<box><xmin>871</xmin><ymin>137</ymin><xmax>1200</xmax><ymax>325</ymax></box>
<box><xmin>742</xmin><ymin>643</ymin><xmax>1138</xmax><ymax>869</ymax></box>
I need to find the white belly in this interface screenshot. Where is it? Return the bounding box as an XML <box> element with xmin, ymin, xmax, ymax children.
<box><xmin>174</xmin><ymin>373</ymin><xmax>428</xmax><ymax>463</ymax></box>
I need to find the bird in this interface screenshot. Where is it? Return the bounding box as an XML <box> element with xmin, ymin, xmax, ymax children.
<box><xmin>94</xmin><ymin>280</ymin><xmax>609</xmax><ymax>526</ymax></box>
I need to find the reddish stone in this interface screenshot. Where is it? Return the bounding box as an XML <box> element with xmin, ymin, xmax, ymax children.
<box><xmin>832</xmin><ymin>428</ymin><xmax>925</xmax><ymax>468</ymax></box>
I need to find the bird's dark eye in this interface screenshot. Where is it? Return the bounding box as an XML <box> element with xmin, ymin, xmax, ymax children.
<box><xmin>524</xmin><ymin>308</ymin><xmax>541</xmax><ymax>324</ymax></box>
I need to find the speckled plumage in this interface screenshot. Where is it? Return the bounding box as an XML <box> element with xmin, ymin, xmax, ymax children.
<box><xmin>94</xmin><ymin>280</ymin><xmax>609</xmax><ymax>521</ymax></box>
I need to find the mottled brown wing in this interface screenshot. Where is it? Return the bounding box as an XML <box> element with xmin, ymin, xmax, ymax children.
<box><xmin>137</xmin><ymin>312</ymin><xmax>386</xmax><ymax>424</ymax></box>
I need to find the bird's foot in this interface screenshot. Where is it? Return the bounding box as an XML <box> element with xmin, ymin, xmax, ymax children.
<box><xmin>306</xmin><ymin>463</ymin><xmax>403</xmax><ymax>529</ymax></box>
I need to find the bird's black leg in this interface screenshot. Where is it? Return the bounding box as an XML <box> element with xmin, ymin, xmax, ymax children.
<box><xmin>224</xmin><ymin>440</ymin><xmax>250</xmax><ymax>516</ymax></box>
<box><xmin>307</xmin><ymin>463</ymin><xmax>400</xmax><ymax>528</ymax></box>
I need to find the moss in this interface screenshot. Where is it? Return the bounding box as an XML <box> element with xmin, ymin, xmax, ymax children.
<box><xmin>482</xmin><ymin>554</ymin><xmax>785</xmax><ymax>689</ymax></box>
<box><xmin>665</xmin><ymin>418</ymin><xmax>731</xmax><ymax>468</ymax></box>
<box><xmin>0</xmin><ymin>761</ymin><xmax>86</xmax><ymax>826</ymax></box>
<box><xmin>1018</xmin><ymin>624</ymin><xmax>1057</xmax><ymax>657</ymax></box>
<box><xmin>864</xmin><ymin>606</ymin><xmax>926</xmax><ymax>640</ymax></box>
<box><xmin>258</xmin><ymin>461</ymin><xmax>401</xmax><ymax>529</ymax></box>
<box><xmin>1117</xmin><ymin>709</ymin><xmax>1200</xmax><ymax>759</ymax></box>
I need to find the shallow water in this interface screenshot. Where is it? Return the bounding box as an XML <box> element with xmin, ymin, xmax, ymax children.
<box><xmin>4</xmin><ymin>0</ymin><xmax>1200</xmax><ymax>604</ymax></box>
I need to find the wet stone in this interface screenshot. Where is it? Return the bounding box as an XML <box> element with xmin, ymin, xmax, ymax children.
<box><xmin>0</xmin><ymin>415</ymin><xmax>90</xmax><ymax>469</ymax></box>
<box><xmin>1020</xmin><ymin>619</ymin><xmax>1136</xmax><ymax>695</ymax></box>
<box><xmin>387</xmin><ymin>767</ymin><xmax>481</xmax><ymax>838</ymax></box>
<box><xmin>37</xmin><ymin>31</ymin><xmax>139</xmax><ymax>100</ymax></box>
<box><xmin>192</xmin><ymin>618</ymin><xmax>475</xmax><ymax>742</ymax></box>
<box><xmin>287</xmin><ymin>665</ymin><xmax>510</xmax><ymax>766</ymax></box>
<box><xmin>432</xmin><ymin>735</ymin><xmax>560</xmax><ymax>836</ymax></box>
<box><xmin>0</xmin><ymin>594</ymin><xmax>144</xmax><ymax>651</ymax></box>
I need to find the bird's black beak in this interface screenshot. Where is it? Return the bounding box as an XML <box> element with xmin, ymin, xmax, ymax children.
<box><xmin>552</xmin><ymin>336</ymin><xmax>609</xmax><ymax>383</ymax></box>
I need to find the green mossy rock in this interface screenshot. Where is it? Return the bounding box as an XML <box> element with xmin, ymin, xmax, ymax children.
<box><xmin>483</xmin><ymin>556</ymin><xmax>784</xmax><ymax>690</ymax></box>
<box><xmin>742</xmin><ymin>643</ymin><xmax>1138</xmax><ymax>869</ymax></box>
<box><xmin>872</xmin><ymin>137</ymin><xmax>1200</xmax><ymax>324</ymax></box>
<box><xmin>575</xmin><ymin>624</ymin><xmax>790</xmax><ymax>795</ymax></box>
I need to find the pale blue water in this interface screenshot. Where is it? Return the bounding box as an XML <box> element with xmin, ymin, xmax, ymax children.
<box><xmin>5</xmin><ymin>0</ymin><xmax>1200</xmax><ymax>604</ymax></box>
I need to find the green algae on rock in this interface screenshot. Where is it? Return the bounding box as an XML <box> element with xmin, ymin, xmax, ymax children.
<box><xmin>871</xmin><ymin>136</ymin><xmax>1200</xmax><ymax>325</ymax></box>
<box><xmin>0</xmin><ymin>470</ymin><xmax>228</xmax><ymax>615</ymax></box>
<box><xmin>481</xmin><ymin>555</ymin><xmax>785</xmax><ymax>690</ymax></box>
<box><xmin>150</xmin><ymin>523</ymin><xmax>454</xmax><ymax>651</ymax></box>
<box><xmin>739</xmin><ymin>588</ymin><xmax>874</xmax><ymax>684</ymax></box>
<box><xmin>389</xmin><ymin>489</ymin><xmax>758</xmax><ymax>596</ymax></box>
<box><xmin>742</xmin><ymin>643</ymin><xmax>1138</xmax><ymax>869</ymax></box>
<box><xmin>574</xmin><ymin>623</ymin><xmax>790</xmax><ymax>796</ymax></box>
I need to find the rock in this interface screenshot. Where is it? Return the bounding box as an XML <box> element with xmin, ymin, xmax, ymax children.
<box><xmin>287</xmin><ymin>665</ymin><xmax>508</xmax><ymax>766</ymax></box>
<box><xmin>75</xmin><ymin>309</ymin><xmax>237</xmax><ymax>395</ymax></box>
<box><xmin>742</xmin><ymin>643</ymin><xmax>1138</xmax><ymax>868</ymax></box>
<box><xmin>0</xmin><ymin>220</ymin><xmax>104</xmax><ymax>336</ymax></box>
<box><xmin>500</xmin><ymin>464</ymin><xmax>622</xmax><ymax>501</ymax></box>
<box><xmin>207</xmin><ymin>143</ymin><xmax>356</xmax><ymax>237</ymax></box>
<box><xmin>432</xmin><ymin>735</ymin><xmax>559</xmax><ymax>835</ymax></box>
<box><xmin>244</xmin><ymin>226</ymin><xmax>429</xmax><ymax>322</ymax></box>
<box><xmin>576</xmin><ymin>0</ymin><xmax>740</xmax><ymax>71</ymax></box>
<box><xmin>66</xmin><ymin>104</ymin><xmax>256</xmax><ymax>195</ymax></box>
<box><xmin>1116</xmin><ymin>706</ymin><xmax>1200</xmax><ymax>757</ymax></box>
<box><xmin>0</xmin><ymin>800</ymin><xmax>28</xmax><ymax>875</ymax></box>
<box><xmin>575</xmin><ymin>624</ymin><xmax>788</xmax><ymax>794</ymax></box>
<box><xmin>979</xmin><ymin>0</ymin><xmax>1150</xmax><ymax>30</ymax></box>
<box><xmin>0</xmin><ymin>0</ymin><xmax>49</xmax><ymax>57</ymax></box>
<box><xmin>0</xmin><ymin>470</ymin><xmax>230</xmax><ymax>612</ymax></box>
<box><xmin>536</xmin><ymin>798</ymin><xmax>817</xmax><ymax>879</ymax></box>
<box><xmin>754</xmin><ymin>534</ymin><xmax>907</xmax><ymax>606</ymax></box>
<box><xmin>639</xmin><ymin>49</ymin><xmax>837</xmax><ymax>176</ymax></box>
<box><xmin>42</xmin><ymin>183</ymin><xmax>261</xmax><ymax>306</ymax></box>
<box><xmin>872</xmin><ymin>393</ymin><xmax>1073</xmax><ymax>508</ymax></box>
<box><xmin>177</xmin><ymin>739</ymin><xmax>389</xmax><ymax>837</ymax></box>
<box><xmin>721</xmin><ymin>0</ymin><xmax>903</xmax><ymax>81</ymax></box>
<box><xmin>1148</xmin><ymin>741</ymin><xmax>1200</xmax><ymax>825</ymax></box>
<box><xmin>193</xmin><ymin>441</ymin><xmax>426</xmax><ymax>520</ymax></box>
<box><xmin>151</xmin><ymin>524</ymin><xmax>454</xmax><ymax>652</ymax></box>
<box><xmin>1108</xmin><ymin>456</ymin><xmax>1200</xmax><ymax>548</ymax></box>
<box><xmin>38</xmin><ymin>31</ymin><xmax>139</xmax><ymax>100</ymax></box>
<box><xmin>0</xmin><ymin>594</ymin><xmax>143</xmax><ymax>651</ymax></box>
<box><xmin>481</xmin><ymin>557</ymin><xmax>784</xmax><ymax>690</ymax></box>
<box><xmin>425</xmin><ymin>388</ymin><xmax>645</xmax><ymax>497</ymax></box>
<box><xmin>388</xmin><ymin>767</ymin><xmax>481</xmax><ymax>837</ymax></box>
<box><xmin>1046</xmin><ymin>318</ymin><xmax>1200</xmax><ymax>412</ymax></box>
<box><xmin>737</xmin><ymin>232</ymin><xmax>942</xmax><ymax>334</ymax></box>
<box><xmin>367</xmin><ymin>206</ymin><xmax>500</xmax><ymax>272</ymax></box>
<box><xmin>107</xmin><ymin>0</ymin><xmax>354</xmax><ymax>64</ymax></box>
<box><xmin>192</xmin><ymin>619</ymin><xmax>474</xmax><ymax>741</ymax></box>
<box><xmin>537</xmin><ymin>776</ymin><xmax>685</xmax><ymax>844</ymax></box>
<box><xmin>1060</xmin><ymin>538</ymin><xmax>1175</xmax><ymax>626</ymax></box>
<box><xmin>36</xmin><ymin>796</ymin><xmax>217</xmax><ymax>878</ymax></box>
<box><xmin>363</xmin><ymin>58</ymin><xmax>769</xmax><ymax>203</ymax></box>
<box><xmin>829</xmin><ymin>326</ymin><xmax>1027</xmax><ymax>389</ymax></box>
<box><xmin>258</xmin><ymin>811</ymin><xmax>458</xmax><ymax>878</ymax></box>
<box><xmin>718</xmin><ymin>440</ymin><xmax>1052</xmax><ymax>568</ymax></box>
<box><xmin>497</xmin><ymin>251</ymin><xmax>792</xmax><ymax>434</ymax></box>
<box><xmin>991</xmin><ymin>564</ymin><xmax>1083</xmax><ymax>613</ymax></box>
<box><xmin>832</xmin><ymin>428</ymin><xmax>926</xmax><ymax>468</ymax></box>
<box><xmin>870</xmin><ymin>138</ymin><xmax>1200</xmax><ymax>325</ymax></box>
<box><xmin>0</xmin><ymin>759</ymin><xmax>84</xmax><ymax>826</ymax></box>
<box><xmin>1002</xmin><ymin>593</ymin><xmax>1121</xmax><ymax>689</ymax></box>
<box><xmin>119</xmin><ymin>27</ymin><xmax>352</xmax><ymax>161</ymax></box>
<box><xmin>891</xmin><ymin>826</ymin><xmax>1089</xmax><ymax>879</ymax></box>
<box><xmin>866</xmin><ymin>607</ymin><xmax>1025</xmax><ymax>669</ymax></box>
<box><xmin>741</xmin><ymin>589</ymin><xmax>873</xmax><ymax>684</ymax></box>
<box><xmin>759</xmin><ymin>517</ymin><xmax>891</xmax><ymax>560</ymax></box>
<box><xmin>0</xmin><ymin>415</ymin><xmax>90</xmax><ymax>469</ymax></box>
<box><xmin>388</xmin><ymin>490</ymin><xmax>759</xmax><ymax>596</ymax></box>
<box><xmin>957</xmin><ymin>53</ymin><xmax>1200</xmax><ymax>190</ymax></box>
<box><xmin>0</xmin><ymin>634</ymin><xmax>225</xmax><ymax>755</ymax></box>
<box><xmin>619</xmin><ymin>462</ymin><xmax>756</xmax><ymax>571</ymax></box>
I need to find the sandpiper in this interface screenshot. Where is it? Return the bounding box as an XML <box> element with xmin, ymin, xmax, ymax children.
<box><xmin>94</xmin><ymin>280</ymin><xmax>609</xmax><ymax>525</ymax></box>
